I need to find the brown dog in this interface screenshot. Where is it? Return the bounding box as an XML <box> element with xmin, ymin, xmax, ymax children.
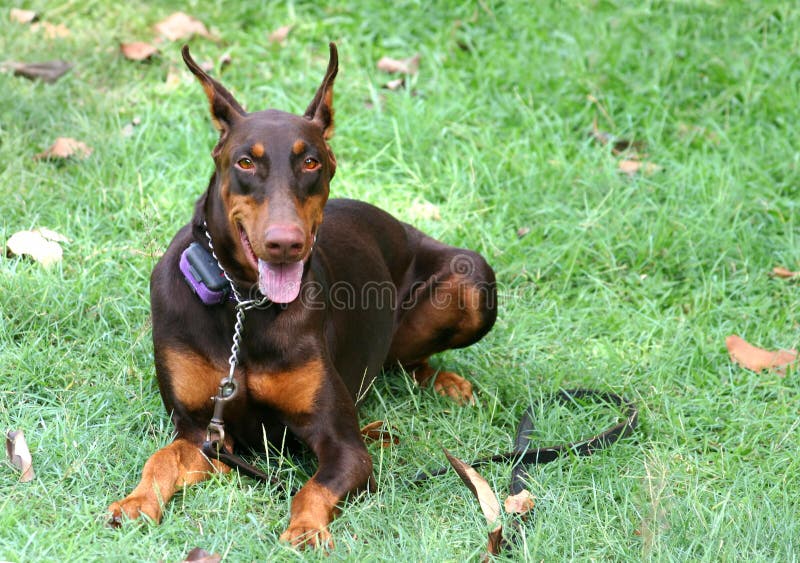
<box><xmin>108</xmin><ymin>43</ymin><xmax>496</xmax><ymax>547</ymax></box>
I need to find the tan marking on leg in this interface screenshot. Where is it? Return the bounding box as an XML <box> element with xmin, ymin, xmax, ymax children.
<box><xmin>108</xmin><ymin>438</ymin><xmax>229</xmax><ymax>525</ymax></box>
<box><xmin>412</xmin><ymin>362</ymin><xmax>474</xmax><ymax>405</ymax></box>
<box><xmin>292</xmin><ymin>139</ymin><xmax>307</xmax><ymax>155</ymax></box>
<box><xmin>279</xmin><ymin>479</ymin><xmax>339</xmax><ymax>549</ymax></box>
<box><xmin>162</xmin><ymin>348</ymin><xmax>223</xmax><ymax>412</ymax></box>
<box><xmin>246</xmin><ymin>358</ymin><xmax>325</xmax><ymax>414</ymax></box>
<box><xmin>251</xmin><ymin>142</ymin><xmax>265</xmax><ymax>158</ymax></box>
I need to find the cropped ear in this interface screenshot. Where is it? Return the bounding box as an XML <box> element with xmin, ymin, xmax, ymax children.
<box><xmin>181</xmin><ymin>45</ymin><xmax>246</xmax><ymax>152</ymax></box>
<box><xmin>304</xmin><ymin>42</ymin><xmax>338</xmax><ymax>140</ymax></box>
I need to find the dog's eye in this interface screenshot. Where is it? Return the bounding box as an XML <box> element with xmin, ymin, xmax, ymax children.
<box><xmin>303</xmin><ymin>157</ymin><xmax>320</xmax><ymax>171</ymax></box>
<box><xmin>236</xmin><ymin>157</ymin><xmax>255</xmax><ymax>170</ymax></box>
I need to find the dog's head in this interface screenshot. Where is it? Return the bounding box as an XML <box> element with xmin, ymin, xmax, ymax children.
<box><xmin>183</xmin><ymin>43</ymin><xmax>338</xmax><ymax>303</ymax></box>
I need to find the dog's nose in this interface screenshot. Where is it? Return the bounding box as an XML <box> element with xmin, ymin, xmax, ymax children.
<box><xmin>264</xmin><ymin>225</ymin><xmax>305</xmax><ymax>261</ymax></box>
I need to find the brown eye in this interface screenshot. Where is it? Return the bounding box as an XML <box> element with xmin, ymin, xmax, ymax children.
<box><xmin>303</xmin><ymin>157</ymin><xmax>320</xmax><ymax>171</ymax></box>
<box><xmin>237</xmin><ymin>157</ymin><xmax>254</xmax><ymax>170</ymax></box>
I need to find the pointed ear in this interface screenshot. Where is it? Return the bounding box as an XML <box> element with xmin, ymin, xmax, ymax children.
<box><xmin>181</xmin><ymin>45</ymin><xmax>246</xmax><ymax>150</ymax></box>
<box><xmin>304</xmin><ymin>42</ymin><xmax>338</xmax><ymax>140</ymax></box>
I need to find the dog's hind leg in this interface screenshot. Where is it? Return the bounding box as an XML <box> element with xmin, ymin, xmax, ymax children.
<box><xmin>387</xmin><ymin>242</ymin><xmax>497</xmax><ymax>404</ymax></box>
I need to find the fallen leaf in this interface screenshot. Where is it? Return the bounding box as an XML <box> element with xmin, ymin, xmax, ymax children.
<box><xmin>10</xmin><ymin>60</ymin><xmax>72</xmax><ymax>83</ymax></box>
<box><xmin>618</xmin><ymin>159</ymin><xmax>662</xmax><ymax>176</ymax></box>
<box><xmin>165</xmin><ymin>66</ymin><xmax>183</xmax><ymax>89</ymax></box>
<box><xmin>516</xmin><ymin>227</ymin><xmax>530</xmax><ymax>239</ymax></box>
<box><xmin>383</xmin><ymin>77</ymin><xmax>405</xmax><ymax>91</ymax></box>
<box><xmin>409</xmin><ymin>200</ymin><xmax>441</xmax><ymax>221</ymax></box>
<box><xmin>360</xmin><ymin>420</ymin><xmax>400</xmax><ymax>447</ymax></box>
<box><xmin>726</xmin><ymin>335</ymin><xmax>797</xmax><ymax>375</ymax></box>
<box><xmin>6</xmin><ymin>228</ymin><xmax>67</xmax><ymax>267</ymax></box>
<box><xmin>35</xmin><ymin>137</ymin><xmax>92</xmax><ymax>160</ymax></box>
<box><xmin>181</xmin><ymin>547</ymin><xmax>221</xmax><ymax>563</ymax></box>
<box><xmin>154</xmin><ymin>12</ymin><xmax>214</xmax><ymax>42</ymax></box>
<box><xmin>590</xmin><ymin>118</ymin><xmax>646</xmax><ymax>156</ymax></box>
<box><xmin>32</xmin><ymin>21</ymin><xmax>70</xmax><ymax>39</ymax></box>
<box><xmin>10</xmin><ymin>8</ymin><xmax>38</xmax><ymax>24</ymax></box>
<box><xmin>120</xmin><ymin>41</ymin><xmax>159</xmax><ymax>61</ymax></box>
<box><xmin>444</xmin><ymin>449</ymin><xmax>504</xmax><ymax>557</ymax></box>
<box><xmin>377</xmin><ymin>54</ymin><xmax>420</xmax><ymax>75</ymax></box>
<box><xmin>268</xmin><ymin>24</ymin><xmax>292</xmax><ymax>44</ymax></box>
<box><xmin>772</xmin><ymin>266</ymin><xmax>799</xmax><ymax>279</ymax></box>
<box><xmin>677</xmin><ymin>122</ymin><xmax>719</xmax><ymax>145</ymax></box>
<box><xmin>6</xmin><ymin>430</ymin><xmax>35</xmax><ymax>483</ymax></box>
<box><xmin>503</xmin><ymin>490</ymin><xmax>535</xmax><ymax>516</ymax></box>
<box><xmin>121</xmin><ymin>117</ymin><xmax>142</xmax><ymax>138</ymax></box>
<box><xmin>34</xmin><ymin>227</ymin><xmax>70</xmax><ymax>243</ymax></box>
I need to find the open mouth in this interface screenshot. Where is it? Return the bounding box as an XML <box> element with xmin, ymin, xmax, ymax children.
<box><xmin>238</xmin><ymin>224</ymin><xmax>305</xmax><ymax>304</ymax></box>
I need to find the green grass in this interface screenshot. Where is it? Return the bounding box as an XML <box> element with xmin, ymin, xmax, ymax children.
<box><xmin>1</xmin><ymin>0</ymin><xmax>799</xmax><ymax>560</ymax></box>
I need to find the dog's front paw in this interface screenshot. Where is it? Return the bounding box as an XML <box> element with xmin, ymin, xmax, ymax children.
<box><xmin>279</xmin><ymin>523</ymin><xmax>333</xmax><ymax>549</ymax></box>
<box><xmin>107</xmin><ymin>496</ymin><xmax>161</xmax><ymax>527</ymax></box>
<box><xmin>432</xmin><ymin>370</ymin><xmax>475</xmax><ymax>405</ymax></box>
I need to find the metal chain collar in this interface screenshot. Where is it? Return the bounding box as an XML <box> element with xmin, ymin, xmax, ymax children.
<box><xmin>203</xmin><ymin>223</ymin><xmax>270</xmax><ymax>446</ymax></box>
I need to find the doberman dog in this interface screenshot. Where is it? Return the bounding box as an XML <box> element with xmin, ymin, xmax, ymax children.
<box><xmin>108</xmin><ymin>42</ymin><xmax>496</xmax><ymax>548</ymax></box>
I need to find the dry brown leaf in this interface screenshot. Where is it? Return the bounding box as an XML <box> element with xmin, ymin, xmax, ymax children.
<box><xmin>32</xmin><ymin>21</ymin><xmax>70</xmax><ymax>39</ymax></box>
<box><xmin>677</xmin><ymin>122</ymin><xmax>719</xmax><ymax>145</ymax></box>
<box><xmin>120</xmin><ymin>41</ymin><xmax>159</xmax><ymax>62</ymax></box>
<box><xmin>726</xmin><ymin>335</ymin><xmax>798</xmax><ymax>375</ymax></box>
<box><xmin>443</xmin><ymin>449</ymin><xmax>504</xmax><ymax>557</ymax></box>
<box><xmin>383</xmin><ymin>77</ymin><xmax>405</xmax><ymax>91</ymax></box>
<box><xmin>154</xmin><ymin>12</ymin><xmax>214</xmax><ymax>42</ymax></box>
<box><xmin>10</xmin><ymin>8</ymin><xmax>38</xmax><ymax>24</ymax></box>
<box><xmin>618</xmin><ymin>159</ymin><xmax>662</xmax><ymax>176</ymax></box>
<box><xmin>504</xmin><ymin>490</ymin><xmax>535</xmax><ymax>516</ymax></box>
<box><xmin>35</xmin><ymin>137</ymin><xmax>92</xmax><ymax>160</ymax></box>
<box><xmin>181</xmin><ymin>547</ymin><xmax>221</xmax><ymax>563</ymax></box>
<box><xmin>360</xmin><ymin>420</ymin><xmax>400</xmax><ymax>447</ymax></box>
<box><xmin>377</xmin><ymin>54</ymin><xmax>420</xmax><ymax>75</ymax></box>
<box><xmin>590</xmin><ymin>118</ymin><xmax>646</xmax><ymax>156</ymax></box>
<box><xmin>6</xmin><ymin>430</ymin><xmax>35</xmax><ymax>482</ymax></box>
<box><xmin>268</xmin><ymin>25</ymin><xmax>293</xmax><ymax>44</ymax></box>
<box><xmin>6</xmin><ymin>228</ymin><xmax>67</xmax><ymax>266</ymax></box>
<box><xmin>772</xmin><ymin>266</ymin><xmax>799</xmax><ymax>279</ymax></box>
<box><xmin>10</xmin><ymin>60</ymin><xmax>72</xmax><ymax>83</ymax></box>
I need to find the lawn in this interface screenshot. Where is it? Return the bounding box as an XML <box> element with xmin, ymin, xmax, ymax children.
<box><xmin>1</xmin><ymin>0</ymin><xmax>799</xmax><ymax>560</ymax></box>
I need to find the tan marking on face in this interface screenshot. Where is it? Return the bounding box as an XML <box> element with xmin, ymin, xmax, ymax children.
<box><xmin>225</xmin><ymin>192</ymin><xmax>263</xmax><ymax>277</ymax></box>
<box><xmin>163</xmin><ymin>348</ymin><xmax>223</xmax><ymax>412</ymax></box>
<box><xmin>292</xmin><ymin>140</ymin><xmax>307</xmax><ymax>155</ymax></box>
<box><xmin>246</xmin><ymin>358</ymin><xmax>325</xmax><ymax>414</ymax></box>
<box><xmin>294</xmin><ymin>192</ymin><xmax>327</xmax><ymax>249</ymax></box>
<box><xmin>251</xmin><ymin>142</ymin><xmax>265</xmax><ymax>158</ymax></box>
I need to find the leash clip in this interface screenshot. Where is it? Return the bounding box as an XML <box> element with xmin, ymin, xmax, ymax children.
<box><xmin>205</xmin><ymin>420</ymin><xmax>225</xmax><ymax>445</ymax></box>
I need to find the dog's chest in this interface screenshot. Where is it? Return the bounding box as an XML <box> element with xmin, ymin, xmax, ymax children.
<box><xmin>243</xmin><ymin>358</ymin><xmax>325</xmax><ymax>415</ymax></box>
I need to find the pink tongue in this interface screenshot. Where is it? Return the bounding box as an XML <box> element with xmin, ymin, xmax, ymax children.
<box><xmin>258</xmin><ymin>259</ymin><xmax>304</xmax><ymax>303</ymax></box>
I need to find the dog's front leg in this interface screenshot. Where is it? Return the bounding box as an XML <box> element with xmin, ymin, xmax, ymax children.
<box><xmin>108</xmin><ymin>437</ymin><xmax>230</xmax><ymax>525</ymax></box>
<box><xmin>279</xmin><ymin>385</ymin><xmax>373</xmax><ymax>548</ymax></box>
